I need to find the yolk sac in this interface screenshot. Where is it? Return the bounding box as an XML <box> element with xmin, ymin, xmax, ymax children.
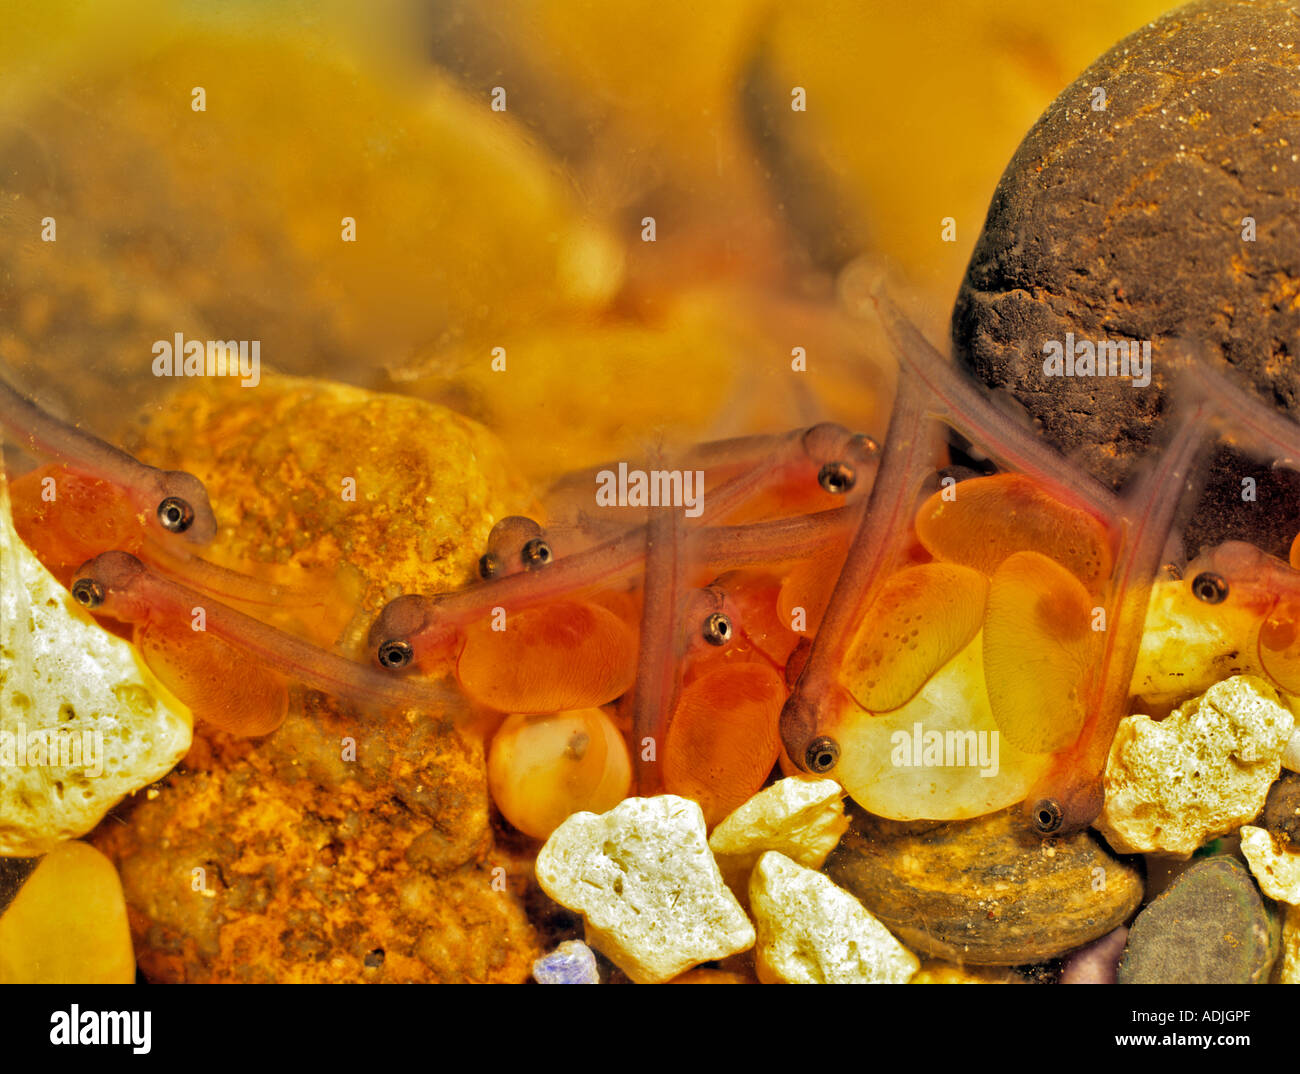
<box><xmin>371</xmin><ymin>500</ymin><xmax>858</xmax><ymax>681</ymax></box>
<box><xmin>71</xmin><ymin>551</ymin><xmax>462</xmax><ymax>735</ymax></box>
<box><xmin>456</xmin><ymin>599</ymin><xmax>639</xmax><ymax>714</ymax></box>
<box><xmin>0</xmin><ymin>371</ymin><xmax>217</xmax><ymax>547</ymax></box>
<box><xmin>914</xmin><ymin>472</ymin><xmax>1114</xmax><ymax>592</ymax></box>
<box><xmin>1260</xmin><ymin>603</ymin><xmax>1300</xmax><ymax>693</ymax></box>
<box><xmin>662</xmin><ymin>660</ymin><xmax>786</xmax><ymax>829</ymax></box>
<box><xmin>1290</xmin><ymin>531</ymin><xmax>1300</xmax><ymax>571</ymax></box>
<box><xmin>658</xmin><ymin>574</ymin><xmax>796</xmax><ymax>821</ymax></box>
<box><xmin>134</xmin><ymin>620</ymin><xmax>289</xmax><ymax>736</ymax></box>
<box><xmin>982</xmin><ymin>551</ymin><xmax>1096</xmax><ymax>754</ymax></box>
<box><xmin>839</xmin><ymin>562</ymin><xmax>988</xmax><ymax>714</ymax></box>
<box><xmin>9</xmin><ymin>464</ymin><xmax>143</xmax><ymax>577</ymax></box>
<box><xmin>487</xmin><ymin>708</ymin><xmax>632</xmax><ymax>840</ymax></box>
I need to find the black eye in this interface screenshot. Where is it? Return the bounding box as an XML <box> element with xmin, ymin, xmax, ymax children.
<box><xmin>702</xmin><ymin>612</ymin><xmax>732</xmax><ymax>646</ymax></box>
<box><xmin>817</xmin><ymin>461</ymin><xmax>856</xmax><ymax>495</ymax></box>
<box><xmin>71</xmin><ymin>578</ymin><xmax>104</xmax><ymax>609</ymax></box>
<box><xmin>1032</xmin><ymin>798</ymin><xmax>1063</xmax><ymax>834</ymax></box>
<box><xmin>157</xmin><ymin>496</ymin><xmax>195</xmax><ymax>534</ymax></box>
<box><xmin>377</xmin><ymin>640</ymin><xmax>414</xmax><ymax>670</ymax></box>
<box><xmin>1192</xmin><ymin>571</ymin><xmax>1228</xmax><ymax>604</ymax></box>
<box><xmin>521</xmin><ymin>538</ymin><xmax>553</xmax><ymax>570</ymax></box>
<box><xmin>478</xmin><ymin>554</ymin><xmax>500</xmax><ymax>580</ymax></box>
<box><xmin>805</xmin><ymin>736</ymin><xmax>840</xmax><ymax>774</ymax></box>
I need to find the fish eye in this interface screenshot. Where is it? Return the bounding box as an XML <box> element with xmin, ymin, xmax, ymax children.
<box><xmin>521</xmin><ymin>538</ymin><xmax>553</xmax><ymax>570</ymax></box>
<box><xmin>702</xmin><ymin>612</ymin><xmax>732</xmax><ymax>646</ymax></box>
<box><xmin>71</xmin><ymin>578</ymin><xmax>105</xmax><ymax>609</ymax></box>
<box><xmin>1191</xmin><ymin>571</ymin><xmax>1229</xmax><ymax>604</ymax></box>
<box><xmin>818</xmin><ymin>461</ymin><xmax>856</xmax><ymax>495</ymax></box>
<box><xmin>377</xmin><ymin>639</ymin><xmax>414</xmax><ymax>670</ymax></box>
<box><xmin>478</xmin><ymin>553</ymin><xmax>500</xmax><ymax>580</ymax></box>
<box><xmin>850</xmin><ymin>433</ymin><xmax>879</xmax><ymax>458</ymax></box>
<box><xmin>805</xmin><ymin>735</ymin><xmax>840</xmax><ymax>773</ymax></box>
<box><xmin>156</xmin><ymin>496</ymin><xmax>195</xmax><ymax>534</ymax></box>
<box><xmin>1032</xmin><ymin>798</ymin><xmax>1063</xmax><ymax>834</ymax></box>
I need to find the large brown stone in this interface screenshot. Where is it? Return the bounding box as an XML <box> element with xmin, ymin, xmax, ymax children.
<box><xmin>953</xmin><ymin>0</ymin><xmax>1300</xmax><ymax>558</ymax></box>
<box><xmin>823</xmin><ymin>806</ymin><xmax>1143</xmax><ymax>965</ymax></box>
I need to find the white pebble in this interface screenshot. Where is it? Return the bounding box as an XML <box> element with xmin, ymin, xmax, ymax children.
<box><xmin>749</xmin><ymin>851</ymin><xmax>919</xmax><ymax>984</ymax></box>
<box><xmin>1096</xmin><ymin>676</ymin><xmax>1294</xmax><ymax>858</ymax></box>
<box><xmin>535</xmin><ymin>795</ymin><xmax>754</xmax><ymax>984</ymax></box>
<box><xmin>1239</xmin><ymin>826</ymin><xmax>1300</xmax><ymax>904</ymax></box>
<box><xmin>708</xmin><ymin>776</ymin><xmax>848</xmax><ymax>904</ymax></box>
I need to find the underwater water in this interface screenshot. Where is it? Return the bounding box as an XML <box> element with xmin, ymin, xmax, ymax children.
<box><xmin>0</xmin><ymin>0</ymin><xmax>1298</xmax><ymax>1010</ymax></box>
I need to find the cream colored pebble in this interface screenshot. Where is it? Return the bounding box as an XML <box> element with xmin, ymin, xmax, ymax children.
<box><xmin>1281</xmin><ymin>905</ymin><xmax>1300</xmax><ymax>984</ymax></box>
<box><xmin>708</xmin><ymin>776</ymin><xmax>848</xmax><ymax>903</ymax></box>
<box><xmin>0</xmin><ymin>458</ymin><xmax>191</xmax><ymax>855</ymax></box>
<box><xmin>1239</xmin><ymin>826</ymin><xmax>1300</xmax><ymax>905</ymax></box>
<box><xmin>1282</xmin><ymin>728</ymin><xmax>1300</xmax><ymax>774</ymax></box>
<box><xmin>1096</xmin><ymin>676</ymin><xmax>1294</xmax><ymax>858</ymax></box>
<box><xmin>749</xmin><ymin>851</ymin><xmax>919</xmax><ymax>984</ymax></box>
<box><xmin>534</xmin><ymin>795</ymin><xmax>754</xmax><ymax>984</ymax></box>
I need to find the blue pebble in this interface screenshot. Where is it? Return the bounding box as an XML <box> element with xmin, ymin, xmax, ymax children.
<box><xmin>532</xmin><ymin>940</ymin><xmax>600</xmax><ymax>984</ymax></box>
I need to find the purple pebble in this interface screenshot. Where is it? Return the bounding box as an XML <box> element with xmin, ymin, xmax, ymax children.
<box><xmin>1060</xmin><ymin>926</ymin><xmax>1128</xmax><ymax>984</ymax></box>
<box><xmin>532</xmin><ymin>940</ymin><xmax>600</xmax><ymax>984</ymax></box>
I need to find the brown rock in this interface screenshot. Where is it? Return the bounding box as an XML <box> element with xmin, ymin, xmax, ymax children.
<box><xmin>89</xmin><ymin>375</ymin><xmax>541</xmax><ymax>981</ymax></box>
<box><xmin>824</xmin><ymin>806</ymin><xmax>1143</xmax><ymax>965</ymax></box>
<box><xmin>953</xmin><ymin>0</ymin><xmax>1300</xmax><ymax>559</ymax></box>
<box><xmin>1260</xmin><ymin>771</ymin><xmax>1300</xmax><ymax>849</ymax></box>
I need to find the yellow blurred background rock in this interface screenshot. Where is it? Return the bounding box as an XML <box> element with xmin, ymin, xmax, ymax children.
<box><xmin>747</xmin><ymin>0</ymin><xmax>1176</xmax><ymax>302</ymax></box>
<box><xmin>0</xmin><ymin>841</ymin><xmax>135</xmax><ymax>984</ymax></box>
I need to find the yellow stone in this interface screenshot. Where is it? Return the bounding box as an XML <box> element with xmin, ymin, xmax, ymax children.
<box><xmin>1281</xmin><ymin>904</ymin><xmax>1299</xmax><ymax>984</ymax></box>
<box><xmin>0</xmin><ymin>841</ymin><xmax>135</xmax><ymax>983</ymax></box>
<box><xmin>754</xmin><ymin>1</ymin><xmax>1174</xmax><ymax>301</ymax></box>
<box><xmin>1240</xmin><ymin>826</ymin><xmax>1300</xmax><ymax>905</ymax></box>
<box><xmin>1097</xmin><ymin>677</ymin><xmax>1294</xmax><ymax>858</ymax></box>
<box><xmin>749</xmin><ymin>851</ymin><xmax>918</xmax><ymax>984</ymax></box>
<box><xmin>708</xmin><ymin>776</ymin><xmax>848</xmax><ymax>904</ymax></box>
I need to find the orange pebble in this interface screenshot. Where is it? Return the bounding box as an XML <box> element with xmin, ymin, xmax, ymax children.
<box><xmin>487</xmin><ymin>708</ymin><xmax>631</xmax><ymax>839</ymax></box>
